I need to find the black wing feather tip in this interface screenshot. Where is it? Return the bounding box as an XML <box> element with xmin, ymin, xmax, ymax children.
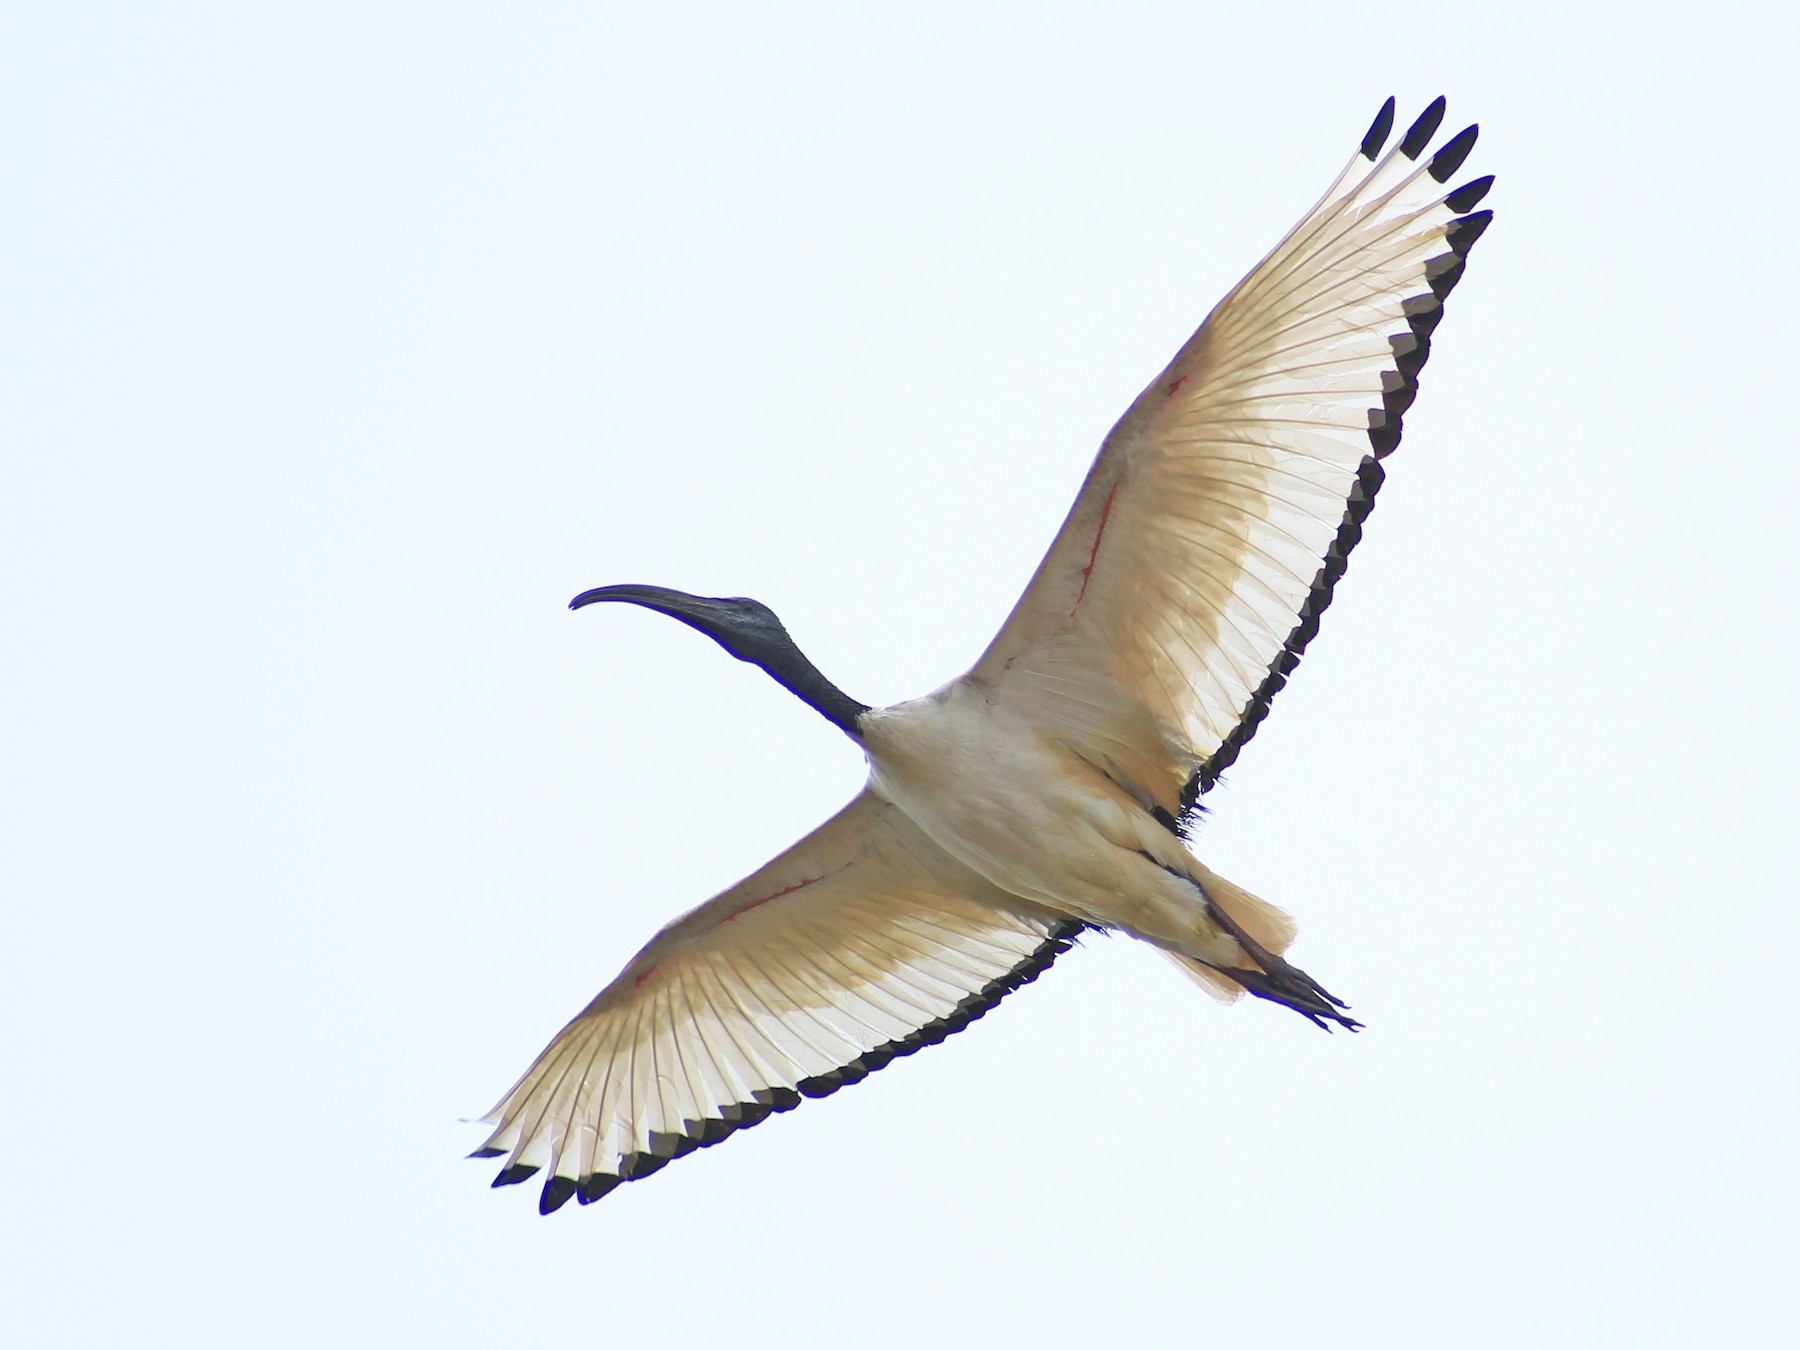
<box><xmin>1399</xmin><ymin>97</ymin><xmax>1447</xmax><ymax>158</ymax></box>
<box><xmin>1392</xmin><ymin>329</ymin><xmax>1432</xmax><ymax>380</ymax></box>
<box><xmin>517</xmin><ymin>919</ymin><xmax>1089</xmax><ymax>1212</ymax></box>
<box><xmin>538</xmin><ymin>1175</ymin><xmax>578</xmax><ymax>1215</ymax></box>
<box><xmin>467</xmin><ymin>1147</ymin><xmax>506</xmax><ymax>1159</ymax></box>
<box><xmin>1360</xmin><ymin>97</ymin><xmax>1397</xmax><ymax>159</ymax></box>
<box><xmin>491</xmin><ymin>1162</ymin><xmax>539</xmax><ymax>1188</ymax></box>
<box><xmin>1380</xmin><ymin>369</ymin><xmax>1417</xmax><ymax>406</ymax></box>
<box><xmin>646</xmin><ymin>1130</ymin><xmax>703</xmax><ymax>1161</ymax></box>
<box><xmin>1444</xmin><ymin>173</ymin><xmax>1494</xmax><ymax>212</ymax></box>
<box><xmin>1446</xmin><ymin>210</ymin><xmax>1493</xmax><ymax>255</ymax></box>
<box><xmin>694</xmin><ymin>1116</ymin><xmax>735</xmax><ymax>1144</ymax></box>
<box><xmin>719</xmin><ymin>1100</ymin><xmax>767</xmax><ymax>1127</ymax></box>
<box><xmin>1402</xmin><ymin>297</ymin><xmax>1444</xmax><ymax>341</ymax></box>
<box><xmin>1427</xmin><ymin>255</ymin><xmax>1467</xmax><ymax>300</ymax></box>
<box><xmin>1427</xmin><ymin>124</ymin><xmax>1479</xmax><ymax>182</ymax></box>
<box><xmin>577</xmin><ymin>1173</ymin><xmax>622</xmax><ymax>1204</ymax></box>
<box><xmin>618</xmin><ymin>1151</ymin><xmax>671</xmax><ymax>1181</ymax></box>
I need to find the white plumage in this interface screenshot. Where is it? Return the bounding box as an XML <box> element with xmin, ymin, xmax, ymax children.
<box><xmin>473</xmin><ymin>97</ymin><xmax>1493</xmax><ymax>1212</ymax></box>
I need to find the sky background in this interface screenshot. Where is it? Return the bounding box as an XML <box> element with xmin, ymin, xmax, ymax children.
<box><xmin>6</xmin><ymin>3</ymin><xmax>1797</xmax><ymax>1346</ymax></box>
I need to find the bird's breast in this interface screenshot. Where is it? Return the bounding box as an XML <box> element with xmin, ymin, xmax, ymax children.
<box><xmin>860</xmin><ymin>685</ymin><xmax>1172</xmax><ymax>914</ymax></box>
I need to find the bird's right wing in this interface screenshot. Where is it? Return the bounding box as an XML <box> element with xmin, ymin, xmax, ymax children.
<box><xmin>968</xmin><ymin>99</ymin><xmax>1492</xmax><ymax>819</ymax></box>
<box><xmin>471</xmin><ymin>788</ymin><xmax>1081</xmax><ymax>1213</ymax></box>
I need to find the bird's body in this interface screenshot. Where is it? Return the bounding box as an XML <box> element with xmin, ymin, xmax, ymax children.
<box><xmin>472</xmin><ymin>97</ymin><xmax>1493</xmax><ymax>1213</ymax></box>
<box><xmin>864</xmin><ymin>685</ymin><xmax>1158</xmax><ymax>916</ymax></box>
<box><xmin>864</xmin><ymin>687</ymin><xmax>1260</xmax><ymax>972</ymax></box>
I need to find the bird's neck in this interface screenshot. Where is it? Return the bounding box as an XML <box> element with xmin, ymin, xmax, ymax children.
<box><xmin>757</xmin><ymin>644</ymin><xmax>869</xmax><ymax>737</ymax></box>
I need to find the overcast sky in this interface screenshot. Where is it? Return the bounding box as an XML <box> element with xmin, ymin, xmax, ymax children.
<box><xmin>6</xmin><ymin>4</ymin><xmax>1796</xmax><ymax>1347</ymax></box>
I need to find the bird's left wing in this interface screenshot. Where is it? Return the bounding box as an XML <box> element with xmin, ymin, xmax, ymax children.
<box><xmin>967</xmin><ymin>98</ymin><xmax>1492</xmax><ymax>819</ymax></box>
<box><xmin>471</xmin><ymin>788</ymin><xmax>1081</xmax><ymax>1213</ymax></box>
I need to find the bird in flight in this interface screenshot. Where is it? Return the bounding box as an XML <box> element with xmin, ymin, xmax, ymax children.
<box><xmin>472</xmin><ymin>97</ymin><xmax>1492</xmax><ymax>1213</ymax></box>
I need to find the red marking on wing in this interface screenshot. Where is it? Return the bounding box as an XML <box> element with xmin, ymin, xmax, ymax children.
<box><xmin>717</xmin><ymin>861</ymin><xmax>853</xmax><ymax>925</ymax></box>
<box><xmin>633</xmin><ymin>963</ymin><xmax>661</xmax><ymax>990</ymax></box>
<box><xmin>1071</xmin><ymin>479</ymin><xmax>1122</xmax><ymax>612</ymax></box>
<box><xmin>1165</xmin><ymin>374</ymin><xmax>1188</xmax><ymax>398</ymax></box>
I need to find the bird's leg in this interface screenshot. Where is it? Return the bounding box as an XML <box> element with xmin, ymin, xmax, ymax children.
<box><xmin>1205</xmin><ymin>893</ymin><xmax>1361</xmax><ymax>1031</ymax></box>
<box><xmin>1148</xmin><ymin>857</ymin><xmax>1361</xmax><ymax>1031</ymax></box>
<box><xmin>1211</xmin><ymin>963</ymin><xmax>1362</xmax><ymax>1032</ymax></box>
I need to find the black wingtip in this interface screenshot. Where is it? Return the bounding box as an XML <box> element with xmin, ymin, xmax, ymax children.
<box><xmin>1401</xmin><ymin>294</ymin><xmax>1443</xmax><ymax>342</ymax></box>
<box><xmin>753</xmin><ymin>1086</ymin><xmax>802</xmax><ymax>1112</ymax></box>
<box><xmin>538</xmin><ymin>1175</ymin><xmax>577</xmax><ymax>1215</ymax></box>
<box><xmin>577</xmin><ymin>1172</ymin><xmax>623</xmax><ymax>1205</ymax></box>
<box><xmin>1443</xmin><ymin>174</ymin><xmax>1494</xmax><ymax>213</ymax></box>
<box><xmin>491</xmin><ymin>1162</ymin><xmax>539</xmax><ymax>1188</ymax></box>
<box><xmin>618</xmin><ymin>1151</ymin><xmax>672</xmax><ymax>1181</ymax></box>
<box><xmin>1426</xmin><ymin>253</ymin><xmax>1467</xmax><ymax>300</ymax></box>
<box><xmin>1360</xmin><ymin>97</ymin><xmax>1397</xmax><ymax>160</ymax></box>
<box><xmin>1399</xmin><ymin>96</ymin><xmax>1447</xmax><ymax>159</ymax></box>
<box><xmin>467</xmin><ymin>1147</ymin><xmax>506</xmax><ymax>1159</ymax></box>
<box><xmin>1446</xmin><ymin>210</ymin><xmax>1493</xmax><ymax>256</ymax></box>
<box><xmin>1381</xmin><ymin>370</ymin><xmax>1418</xmax><ymax>420</ymax></box>
<box><xmin>1368</xmin><ymin>421</ymin><xmax>1402</xmax><ymax>457</ymax></box>
<box><xmin>1428</xmin><ymin>124</ymin><xmax>1479</xmax><ymax>183</ymax></box>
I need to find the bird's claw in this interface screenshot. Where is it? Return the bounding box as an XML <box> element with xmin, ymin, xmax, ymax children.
<box><xmin>1193</xmin><ymin>881</ymin><xmax>1361</xmax><ymax>1031</ymax></box>
<box><xmin>1217</xmin><ymin>960</ymin><xmax>1362</xmax><ymax>1032</ymax></box>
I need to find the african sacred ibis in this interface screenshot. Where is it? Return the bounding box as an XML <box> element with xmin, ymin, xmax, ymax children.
<box><xmin>473</xmin><ymin>97</ymin><xmax>1493</xmax><ymax>1213</ymax></box>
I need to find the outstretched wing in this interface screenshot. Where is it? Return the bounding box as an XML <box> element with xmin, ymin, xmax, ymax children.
<box><xmin>471</xmin><ymin>789</ymin><xmax>1082</xmax><ymax>1213</ymax></box>
<box><xmin>969</xmin><ymin>97</ymin><xmax>1493</xmax><ymax>818</ymax></box>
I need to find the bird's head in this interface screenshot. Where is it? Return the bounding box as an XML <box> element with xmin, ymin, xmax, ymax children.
<box><xmin>569</xmin><ymin>583</ymin><xmax>868</xmax><ymax>735</ymax></box>
<box><xmin>569</xmin><ymin>584</ymin><xmax>795</xmax><ymax>665</ymax></box>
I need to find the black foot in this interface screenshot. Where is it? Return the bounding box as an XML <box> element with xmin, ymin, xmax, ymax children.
<box><xmin>1216</xmin><ymin>960</ymin><xmax>1362</xmax><ymax>1032</ymax></box>
<box><xmin>1169</xmin><ymin>864</ymin><xmax>1361</xmax><ymax>1032</ymax></box>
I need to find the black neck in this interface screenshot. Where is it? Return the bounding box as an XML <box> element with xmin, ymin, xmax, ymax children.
<box><xmin>758</xmin><ymin>644</ymin><xmax>869</xmax><ymax>737</ymax></box>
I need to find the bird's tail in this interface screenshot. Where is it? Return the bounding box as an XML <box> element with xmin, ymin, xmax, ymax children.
<box><xmin>1163</xmin><ymin>950</ymin><xmax>1248</xmax><ymax>1002</ymax></box>
<box><xmin>1166</xmin><ymin>864</ymin><xmax>1358</xmax><ymax>1030</ymax></box>
<box><xmin>1161</xmin><ymin>867</ymin><xmax>1298</xmax><ymax>1003</ymax></box>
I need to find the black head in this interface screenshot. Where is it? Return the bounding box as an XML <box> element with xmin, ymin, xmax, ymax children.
<box><xmin>568</xmin><ymin>583</ymin><xmax>869</xmax><ymax>735</ymax></box>
<box><xmin>570</xmin><ymin>584</ymin><xmax>794</xmax><ymax>664</ymax></box>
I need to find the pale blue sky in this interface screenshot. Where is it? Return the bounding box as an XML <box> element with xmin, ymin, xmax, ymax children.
<box><xmin>5</xmin><ymin>3</ymin><xmax>1795</xmax><ymax>1347</ymax></box>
